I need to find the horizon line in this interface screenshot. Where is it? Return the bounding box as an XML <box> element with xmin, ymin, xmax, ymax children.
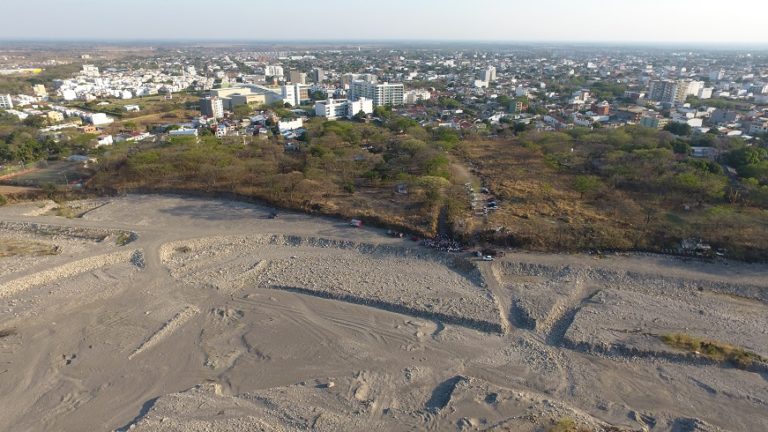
<box><xmin>1</xmin><ymin>38</ymin><xmax>768</xmax><ymax>49</ymax></box>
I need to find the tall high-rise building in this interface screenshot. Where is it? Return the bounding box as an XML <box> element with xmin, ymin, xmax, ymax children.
<box><xmin>480</xmin><ymin>66</ymin><xmax>496</xmax><ymax>82</ymax></box>
<box><xmin>349</xmin><ymin>81</ymin><xmax>404</xmax><ymax>107</ymax></box>
<box><xmin>280</xmin><ymin>83</ymin><xmax>309</xmax><ymax>107</ymax></box>
<box><xmin>313</xmin><ymin>68</ymin><xmax>325</xmax><ymax>83</ymax></box>
<box><xmin>0</xmin><ymin>94</ymin><xmax>14</xmax><ymax>109</ymax></box>
<box><xmin>648</xmin><ymin>80</ymin><xmax>686</xmax><ymax>104</ymax></box>
<box><xmin>289</xmin><ymin>70</ymin><xmax>307</xmax><ymax>84</ymax></box>
<box><xmin>200</xmin><ymin>96</ymin><xmax>224</xmax><ymax>118</ymax></box>
<box><xmin>684</xmin><ymin>80</ymin><xmax>704</xmax><ymax>98</ymax></box>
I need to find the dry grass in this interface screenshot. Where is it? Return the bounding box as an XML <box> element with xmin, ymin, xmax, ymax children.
<box><xmin>463</xmin><ymin>140</ymin><xmax>646</xmax><ymax>251</ymax></box>
<box><xmin>0</xmin><ymin>238</ymin><xmax>60</xmax><ymax>258</ymax></box>
<box><xmin>462</xmin><ymin>138</ymin><xmax>768</xmax><ymax>260</ymax></box>
<box><xmin>53</xmin><ymin>205</ymin><xmax>78</xmax><ymax>219</ymax></box>
<box><xmin>661</xmin><ymin>333</ymin><xmax>766</xmax><ymax>369</ymax></box>
<box><xmin>106</xmin><ymin>110</ymin><xmax>199</xmax><ymax>134</ymax></box>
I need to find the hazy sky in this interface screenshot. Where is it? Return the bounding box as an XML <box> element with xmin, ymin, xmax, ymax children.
<box><xmin>1</xmin><ymin>0</ymin><xmax>767</xmax><ymax>44</ymax></box>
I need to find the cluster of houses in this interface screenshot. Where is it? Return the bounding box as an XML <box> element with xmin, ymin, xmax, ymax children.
<box><xmin>55</xmin><ymin>64</ymin><xmax>214</xmax><ymax>102</ymax></box>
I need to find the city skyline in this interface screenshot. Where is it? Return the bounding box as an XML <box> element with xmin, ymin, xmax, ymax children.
<box><xmin>2</xmin><ymin>0</ymin><xmax>768</xmax><ymax>45</ymax></box>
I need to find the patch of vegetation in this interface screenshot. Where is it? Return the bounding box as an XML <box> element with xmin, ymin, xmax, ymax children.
<box><xmin>0</xmin><ymin>121</ymin><xmax>99</xmax><ymax>166</ymax></box>
<box><xmin>175</xmin><ymin>245</ymin><xmax>192</xmax><ymax>253</ymax></box>
<box><xmin>548</xmin><ymin>417</ymin><xmax>591</xmax><ymax>432</ymax></box>
<box><xmin>54</xmin><ymin>205</ymin><xmax>78</xmax><ymax>219</ymax></box>
<box><xmin>115</xmin><ymin>232</ymin><xmax>134</xmax><ymax>246</ymax></box>
<box><xmin>0</xmin><ymin>194</ymin><xmax>6</xmax><ymax>206</ymax></box>
<box><xmin>90</xmin><ymin>117</ymin><xmax>460</xmax><ymax>236</ymax></box>
<box><xmin>661</xmin><ymin>333</ymin><xmax>766</xmax><ymax>370</ymax></box>
<box><xmin>0</xmin><ymin>238</ymin><xmax>60</xmax><ymax>258</ymax></box>
<box><xmin>462</xmin><ymin>126</ymin><xmax>768</xmax><ymax>260</ymax></box>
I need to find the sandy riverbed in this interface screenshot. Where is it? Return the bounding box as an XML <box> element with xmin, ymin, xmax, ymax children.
<box><xmin>0</xmin><ymin>195</ymin><xmax>766</xmax><ymax>432</ymax></box>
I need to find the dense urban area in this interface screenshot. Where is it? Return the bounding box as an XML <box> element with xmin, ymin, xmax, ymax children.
<box><xmin>1</xmin><ymin>42</ymin><xmax>768</xmax><ymax>432</ymax></box>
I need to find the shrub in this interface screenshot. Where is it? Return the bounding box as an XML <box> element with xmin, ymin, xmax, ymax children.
<box><xmin>661</xmin><ymin>333</ymin><xmax>765</xmax><ymax>369</ymax></box>
<box><xmin>549</xmin><ymin>417</ymin><xmax>591</xmax><ymax>432</ymax></box>
<box><xmin>116</xmin><ymin>232</ymin><xmax>134</xmax><ymax>246</ymax></box>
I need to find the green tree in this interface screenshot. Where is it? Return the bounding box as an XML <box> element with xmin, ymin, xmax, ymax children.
<box><xmin>22</xmin><ymin>115</ymin><xmax>47</xmax><ymax>128</ymax></box>
<box><xmin>573</xmin><ymin>175</ymin><xmax>602</xmax><ymax>198</ymax></box>
<box><xmin>663</xmin><ymin>122</ymin><xmax>692</xmax><ymax>136</ymax></box>
<box><xmin>353</xmin><ymin>110</ymin><xmax>368</xmax><ymax>122</ymax></box>
<box><xmin>672</xmin><ymin>140</ymin><xmax>690</xmax><ymax>154</ymax></box>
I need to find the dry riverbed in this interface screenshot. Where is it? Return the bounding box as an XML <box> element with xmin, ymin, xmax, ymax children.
<box><xmin>0</xmin><ymin>195</ymin><xmax>766</xmax><ymax>432</ymax></box>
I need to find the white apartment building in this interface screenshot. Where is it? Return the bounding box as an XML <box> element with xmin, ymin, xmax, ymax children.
<box><xmin>684</xmin><ymin>80</ymin><xmax>705</xmax><ymax>97</ymax></box>
<box><xmin>348</xmin><ymin>81</ymin><xmax>403</xmax><ymax>107</ymax></box>
<box><xmin>314</xmin><ymin>98</ymin><xmax>373</xmax><ymax>120</ymax></box>
<box><xmin>404</xmin><ymin>89</ymin><xmax>431</xmax><ymax>104</ymax></box>
<box><xmin>264</xmin><ymin>65</ymin><xmax>284</xmax><ymax>78</ymax></box>
<box><xmin>479</xmin><ymin>66</ymin><xmax>496</xmax><ymax>83</ymax></box>
<box><xmin>281</xmin><ymin>84</ymin><xmax>305</xmax><ymax>107</ymax></box>
<box><xmin>278</xmin><ymin>118</ymin><xmax>304</xmax><ymax>133</ymax></box>
<box><xmin>90</xmin><ymin>112</ymin><xmax>114</xmax><ymax>126</ymax></box>
<box><xmin>347</xmin><ymin>98</ymin><xmax>374</xmax><ymax>117</ymax></box>
<box><xmin>315</xmin><ymin>99</ymin><xmax>348</xmax><ymax>120</ymax></box>
<box><xmin>0</xmin><ymin>94</ymin><xmax>13</xmax><ymax>109</ymax></box>
<box><xmin>200</xmin><ymin>96</ymin><xmax>224</xmax><ymax>119</ymax></box>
